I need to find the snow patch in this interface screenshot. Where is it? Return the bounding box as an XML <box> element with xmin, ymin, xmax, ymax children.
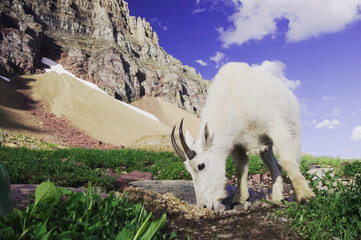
<box><xmin>118</xmin><ymin>101</ymin><xmax>159</xmax><ymax>122</ymax></box>
<box><xmin>41</xmin><ymin>57</ymin><xmax>159</xmax><ymax>122</ymax></box>
<box><xmin>41</xmin><ymin>57</ymin><xmax>107</xmax><ymax>95</ymax></box>
<box><xmin>0</xmin><ymin>75</ymin><xmax>10</xmax><ymax>82</ymax></box>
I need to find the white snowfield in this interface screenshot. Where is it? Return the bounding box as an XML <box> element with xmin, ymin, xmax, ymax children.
<box><xmin>41</xmin><ymin>57</ymin><xmax>159</xmax><ymax>122</ymax></box>
<box><xmin>0</xmin><ymin>75</ymin><xmax>10</xmax><ymax>82</ymax></box>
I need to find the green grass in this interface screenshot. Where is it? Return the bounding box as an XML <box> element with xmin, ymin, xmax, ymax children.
<box><xmin>0</xmin><ymin>147</ymin><xmax>190</xmax><ymax>190</ymax></box>
<box><xmin>0</xmin><ymin>182</ymin><xmax>170</xmax><ymax>239</ymax></box>
<box><xmin>278</xmin><ymin>161</ymin><xmax>361</xmax><ymax>239</ymax></box>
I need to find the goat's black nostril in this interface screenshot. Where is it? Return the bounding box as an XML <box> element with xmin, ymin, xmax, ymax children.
<box><xmin>203</xmin><ymin>205</ymin><xmax>207</xmax><ymax>208</ymax></box>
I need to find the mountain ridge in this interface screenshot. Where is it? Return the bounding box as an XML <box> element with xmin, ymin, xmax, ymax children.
<box><xmin>0</xmin><ymin>0</ymin><xmax>208</xmax><ymax>114</ymax></box>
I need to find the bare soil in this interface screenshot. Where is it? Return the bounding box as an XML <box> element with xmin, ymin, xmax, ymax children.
<box><xmin>1</xmin><ymin>77</ymin><xmax>302</xmax><ymax>239</ymax></box>
<box><xmin>1</xmin><ymin>76</ymin><xmax>119</xmax><ymax>149</ymax></box>
<box><xmin>164</xmin><ymin>207</ymin><xmax>298</xmax><ymax>239</ymax></box>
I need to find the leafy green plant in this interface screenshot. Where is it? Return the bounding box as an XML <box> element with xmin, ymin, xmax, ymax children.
<box><xmin>0</xmin><ymin>182</ymin><xmax>169</xmax><ymax>239</ymax></box>
<box><xmin>343</xmin><ymin>161</ymin><xmax>361</xmax><ymax>176</ymax></box>
<box><xmin>277</xmin><ymin>164</ymin><xmax>361</xmax><ymax>239</ymax></box>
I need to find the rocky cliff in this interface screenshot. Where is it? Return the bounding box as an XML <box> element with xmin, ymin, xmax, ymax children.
<box><xmin>0</xmin><ymin>0</ymin><xmax>208</xmax><ymax>114</ymax></box>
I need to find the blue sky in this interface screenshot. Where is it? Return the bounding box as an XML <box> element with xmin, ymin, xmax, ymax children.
<box><xmin>127</xmin><ymin>0</ymin><xmax>361</xmax><ymax>158</ymax></box>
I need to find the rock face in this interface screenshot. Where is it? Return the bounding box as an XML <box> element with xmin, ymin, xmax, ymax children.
<box><xmin>0</xmin><ymin>0</ymin><xmax>208</xmax><ymax>114</ymax></box>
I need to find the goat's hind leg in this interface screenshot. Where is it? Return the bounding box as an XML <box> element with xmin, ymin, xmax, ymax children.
<box><xmin>231</xmin><ymin>146</ymin><xmax>249</xmax><ymax>204</ymax></box>
<box><xmin>260</xmin><ymin>146</ymin><xmax>284</xmax><ymax>203</ymax></box>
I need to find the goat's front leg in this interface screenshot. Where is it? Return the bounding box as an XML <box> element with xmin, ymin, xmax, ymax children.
<box><xmin>231</xmin><ymin>146</ymin><xmax>249</xmax><ymax>204</ymax></box>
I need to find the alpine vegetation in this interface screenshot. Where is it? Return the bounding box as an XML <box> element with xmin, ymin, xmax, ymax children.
<box><xmin>172</xmin><ymin>62</ymin><xmax>315</xmax><ymax>209</ymax></box>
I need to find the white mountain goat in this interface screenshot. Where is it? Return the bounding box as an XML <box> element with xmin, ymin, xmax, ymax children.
<box><xmin>171</xmin><ymin>62</ymin><xmax>315</xmax><ymax>210</ymax></box>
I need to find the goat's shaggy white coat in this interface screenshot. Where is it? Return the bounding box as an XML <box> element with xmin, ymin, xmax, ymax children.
<box><xmin>182</xmin><ymin>62</ymin><xmax>315</xmax><ymax>209</ymax></box>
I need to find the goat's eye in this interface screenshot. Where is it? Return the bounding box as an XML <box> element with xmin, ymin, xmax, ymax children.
<box><xmin>198</xmin><ymin>163</ymin><xmax>205</xmax><ymax>171</ymax></box>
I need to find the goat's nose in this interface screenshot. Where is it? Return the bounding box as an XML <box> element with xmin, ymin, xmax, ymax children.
<box><xmin>203</xmin><ymin>205</ymin><xmax>207</xmax><ymax>208</ymax></box>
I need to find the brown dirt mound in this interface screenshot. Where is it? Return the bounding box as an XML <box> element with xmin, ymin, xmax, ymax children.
<box><xmin>1</xmin><ymin>72</ymin><xmax>200</xmax><ymax>149</ymax></box>
<box><xmin>123</xmin><ymin>187</ymin><xmax>300</xmax><ymax>239</ymax></box>
<box><xmin>1</xmin><ymin>76</ymin><xmax>117</xmax><ymax>149</ymax></box>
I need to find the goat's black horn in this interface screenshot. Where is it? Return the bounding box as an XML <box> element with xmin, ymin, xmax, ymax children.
<box><xmin>171</xmin><ymin>125</ymin><xmax>187</xmax><ymax>161</ymax></box>
<box><xmin>179</xmin><ymin>119</ymin><xmax>196</xmax><ymax>160</ymax></box>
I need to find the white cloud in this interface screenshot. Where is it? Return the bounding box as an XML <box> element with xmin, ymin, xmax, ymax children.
<box><xmin>196</xmin><ymin>59</ymin><xmax>208</xmax><ymax>66</ymax></box>
<box><xmin>252</xmin><ymin>60</ymin><xmax>300</xmax><ymax>90</ymax></box>
<box><xmin>304</xmin><ymin>119</ymin><xmax>317</xmax><ymax>126</ymax></box>
<box><xmin>192</xmin><ymin>8</ymin><xmax>206</xmax><ymax>14</ymax></box>
<box><xmin>315</xmin><ymin>119</ymin><xmax>341</xmax><ymax>129</ymax></box>
<box><xmin>149</xmin><ymin>18</ymin><xmax>168</xmax><ymax>31</ymax></box>
<box><xmin>351</xmin><ymin>126</ymin><xmax>361</xmax><ymax>141</ymax></box>
<box><xmin>322</xmin><ymin>96</ymin><xmax>335</xmax><ymax>101</ymax></box>
<box><xmin>210</xmin><ymin>51</ymin><xmax>226</xmax><ymax>68</ymax></box>
<box><xmin>218</xmin><ymin>0</ymin><xmax>361</xmax><ymax>47</ymax></box>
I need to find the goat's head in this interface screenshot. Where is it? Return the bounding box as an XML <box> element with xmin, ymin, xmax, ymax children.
<box><xmin>171</xmin><ymin>119</ymin><xmax>227</xmax><ymax>210</ymax></box>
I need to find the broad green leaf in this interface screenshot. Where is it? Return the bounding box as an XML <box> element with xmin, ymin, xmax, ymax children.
<box><xmin>116</xmin><ymin>227</ymin><xmax>133</xmax><ymax>240</ymax></box>
<box><xmin>54</xmin><ymin>230</ymin><xmax>72</xmax><ymax>240</ymax></box>
<box><xmin>58</xmin><ymin>187</ymin><xmax>73</xmax><ymax>195</ymax></box>
<box><xmin>133</xmin><ymin>212</ymin><xmax>152</xmax><ymax>240</ymax></box>
<box><xmin>140</xmin><ymin>213</ymin><xmax>166</xmax><ymax>240</ymax></box>
<box><xmin>34</xmin><ymin>182</ymin><xmax>58</xmax><ymax>208</ymax></box>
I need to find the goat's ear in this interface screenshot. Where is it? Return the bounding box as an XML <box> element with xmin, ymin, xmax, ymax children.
<box><xmin>203</xmin><ymin>123</ymin><xmax>214</xmax><ymax>149</ymax></box>
<box><xmin>185</xmin><ymin>129</ymin><xmax>195</xmax><ymax>148</ymax></box>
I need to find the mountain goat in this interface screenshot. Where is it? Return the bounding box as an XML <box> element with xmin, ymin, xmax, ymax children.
<box><xmin>171</xmin><ymin>62</ymin><xmax>315</xmax><ymax>210</ymax></box>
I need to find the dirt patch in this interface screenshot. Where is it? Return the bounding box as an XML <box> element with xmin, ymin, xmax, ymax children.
<box><xmin>1</xmin><ymin>76</ymin><xmax>118</xmax><ymax>149</ymax></box>
<box><xmin>165</xmin><ymin>206</ymin><xmax>298</xmax><ymax>239</ymax></box>
<box><xmin>131</xmin><ymin>96</ymin><xmax>200</xmax><ymax>138</ymax></box>
<box><xmin>29</xmin><ymin>72</ymin><xmax>196</xmax><ymax>146</ymax></box>
<box><xmin>122</xmin><ymin>182</ymin><xmax>300</xmax><ymax>239</ymax></box>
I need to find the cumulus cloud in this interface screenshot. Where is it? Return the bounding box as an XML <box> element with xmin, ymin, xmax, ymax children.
<box><xmin>210</xmin><ymin>51</ymin><xmax>226</xmax><ymax>68</ymax></box>
<box><xmin>351</xmin><ymin>126</ymin><xmax>361</xmax><ymax>141</ymax></box>
<box><xmin>196</xmin><ymin>59</ymin><xmax>208</xmax><ymax>66</ymax></box>
<box><xmin>218</xmin><ymin>0</ymin><xmax>361</xmax><ymax>47</ymax></box>
<box><xmin>315</xmin><ymin>119</ymin><xmax>341</xmax><ymax>129</ymax></box>
<box><xmin>252</xmin><ymin>60</ymin><xmax>300</xmax><ymax>90</ymax></box>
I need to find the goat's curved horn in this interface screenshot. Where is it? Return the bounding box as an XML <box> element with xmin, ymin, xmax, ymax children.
<box><xmin>179</xmin><ymin>119</ymin><xmax>196</xmax><ymax>160</ymax></box>
<box><xmin>171</xmin><ymin>125</ymin><xmax>187</xmax><ymax>161</ymax></box>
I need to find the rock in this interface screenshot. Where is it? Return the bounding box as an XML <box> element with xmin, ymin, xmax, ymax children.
<box><xmin>251</xmin><ymin>229</ymin><xmax>262</xmax><ymax>235</ymax></box>
<box><xmin>114</xmin><ymin>171</ymin><xmax>153</xmax><ymax>189</ymax></box>
<box><xmin>262</xmin><ymin>172</ymin><xmax>272</xmax><ymax>182</ymax></box>
<box><xmin>251</xmin><ymin>174</ymin><xmax>261</xmax><ymax>184</ymax></box>
<box><xmin>129</xmin><ymin>180</ymin><xmax>197</xmax><ymax>205</ymax></box>
<box><xmin>216</xmin><ymin>233</ymin><xmax>234</xmax><ymax>239</ymax></box>
<box><xmin>0</xmin><ymin>0</ymin><xmax>208</xmax><ymax>115</ymax></box>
